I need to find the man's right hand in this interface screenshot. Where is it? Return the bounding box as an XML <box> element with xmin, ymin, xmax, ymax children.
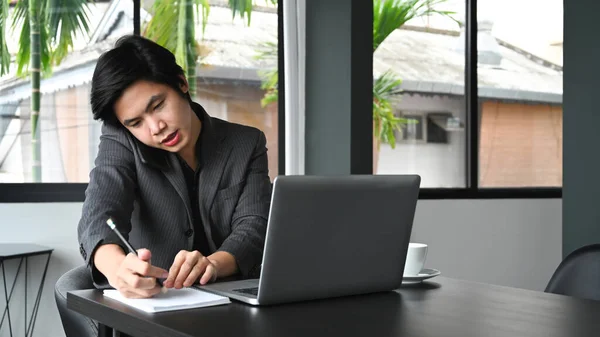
<box><xmin>112</xmin><ymin>248</ymin><xmax>169</xmax><ymax>298</ymax></box>
<box><xmin>95</xmin><ymin>245</ymin><xmax>168</xmax><ymax>298</ymax></box>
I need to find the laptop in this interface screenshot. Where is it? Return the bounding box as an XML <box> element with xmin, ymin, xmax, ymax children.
<box><xmin>197</xmin><ymin>174</ymin><xmax>421</xmax><ymax>306</ymax></box>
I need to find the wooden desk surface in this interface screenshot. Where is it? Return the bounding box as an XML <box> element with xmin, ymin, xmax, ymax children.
<box><xmin>68</xmin><ymin>277</ymin><xmax>600</xmax><ymax>337</ymax></box>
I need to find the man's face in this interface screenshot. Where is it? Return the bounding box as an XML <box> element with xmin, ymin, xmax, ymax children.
<box><xmin>114</xmin><ymin>79</ymin><xmax>195</xmax><ymax>153</ymax></box>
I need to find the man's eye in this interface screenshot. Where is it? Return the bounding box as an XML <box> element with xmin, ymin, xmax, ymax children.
<box><xmin>130</xmin><ymin>120</ymin><xmax>141</xmax><ymax>127</ymax></box>
<box><xmin>154</xmin><ymin>101</ymin><xmax>165</xmax><ymax>110</ymax></box>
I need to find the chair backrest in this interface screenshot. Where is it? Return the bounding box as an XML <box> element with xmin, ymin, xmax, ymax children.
<box><xmin>545</xmin><ymin>243</ymin><xmax>600</xmax><ymax>301</ymax></box>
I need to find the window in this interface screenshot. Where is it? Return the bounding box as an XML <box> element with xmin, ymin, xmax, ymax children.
<box><xmin>397</xmin><ymin>114</ymin><xmax>424</xmax><ymax>142</ymax></box>
<box><xmin>477</xmin><ymin>0</ymin><xmax>562</xmax><ymax>187</ymax></box>
<box><xmin>0</xmin><ymin>0</ymin><xmax>561</xmax><ymax>201</ymax></box>
<box><xmin>0</xmin><ymin>1</ymin><xmax>131</xmax><ymax>183</ymax></box>
<box><xmin>373</xmin><ymin>0</ymin><xmax>466</xmax><ymax>188</ymax></box>
<box><xmin>372</xmin><ymin>0</ymin><xmax>562</xmax><ymax>194</ymax></box>
<box><xmin>0</xmin><ymin>0</ymin><xmax>280</xmax><ymax>185</ymax></box>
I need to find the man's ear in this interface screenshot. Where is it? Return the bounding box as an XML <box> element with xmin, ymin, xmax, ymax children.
<box><xmin>179</xmin><ymin>75</ymin><xmax>189</xmax><ymax>94</ymax></box>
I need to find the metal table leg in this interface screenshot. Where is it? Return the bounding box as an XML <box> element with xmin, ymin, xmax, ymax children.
<box><xmin>0</xmin><ymin>252</ymin><xmax>52</xmax><ymax>337</ymax></box>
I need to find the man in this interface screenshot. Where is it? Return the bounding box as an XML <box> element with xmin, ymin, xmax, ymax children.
<box><xmin>55</xmin><ymin>35</ymin><xmax>271</xmax><ymax>337</ymax></box>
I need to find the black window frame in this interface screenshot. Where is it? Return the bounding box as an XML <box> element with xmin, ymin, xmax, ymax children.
<box><xmin>0</xmin><ymin>0</ymin><xmax>561</xmax><ymax>202</ymax></box>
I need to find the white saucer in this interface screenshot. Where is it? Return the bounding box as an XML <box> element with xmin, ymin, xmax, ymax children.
<box><xmin>402</xmin><ymin>268</ymin><xmax>441</xmax><ymax>284</ymax></box>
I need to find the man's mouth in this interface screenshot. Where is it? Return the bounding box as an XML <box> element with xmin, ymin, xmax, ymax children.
<box><xmin>161</xmin><ymin>130</ymin><xmax>180</xmax><ymax>147</ymax></box>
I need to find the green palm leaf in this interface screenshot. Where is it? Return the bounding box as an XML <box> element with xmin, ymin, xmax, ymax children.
<box><xmin>47</xmin><ymin>0</ymin><xmax>91</xmax><ymax>65</ymax></box>
<box><xmin>373</xmin><ymin>70</ymin><xmax>401</xmax><ymax>146</ymax></box>
<box><xmin>0</xmin><ymin>0</ymin><xmax>10</xmax><ymax>75</ymax></box>
<box><xmin>228</xmin><ymin>0</ymin><xmax>253</xmax><ymax>25</ymax></box>
<box><xmin>254</xmin><ymin>41</ymin><xmax>278</xmax><ymax>107</ymax></box>
<box><xmin>195</xmin><ymin>0</ymin><xmax>210</xmax><ymax>37</ymax></box>
<box><xmin>12</xmin><ymin>0</ymin><xmax>33</xmax><ymax>75</ymax></box>
<box><xmin>258</xmin><ymin>67</ymin><xmax>277</xmax><ymax>107</ymax></box>
<box><xmin>144</xmin><ymin>0</ymin><xmax>209</xmax><ymax>72</ymax></box>
<box><xmin>144</xmin><ymin>0</ymin><xmax>179</xmax><ymax>52</ymax></box>
<box><xmin>8</xmin><ymin>0</ymin><xmax>88</xmax><ymax>76</ymax></box>
<box><xmin>175</xmin><ymin>0</ymin><xmax>189</xmax><ymax>71</ymax></box>
<box><xmin>373</xmin><ymin>71</ymin><xmax>419</xmax><ymax>148</ymax></box>
<box><xmin>373</xmin><ymin>0</ymin><xmax>457</xmax><ymax>52</ymax></box>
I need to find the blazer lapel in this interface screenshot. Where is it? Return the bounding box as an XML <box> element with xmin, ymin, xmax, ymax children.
<box><xmin>133</xmin><ymin>137</ymin><xmax>193</xmax><ymax>230</ymax></box>
<box><xmin>196</xmin><ymin>106</ymin><xmax>232</xmax><ymax>252</ymax></box>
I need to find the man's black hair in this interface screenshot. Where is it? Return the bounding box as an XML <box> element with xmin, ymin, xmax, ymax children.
<box><xmin>90</xmin><ymin>35</ymin><xmax>191</xmax><ymax>124</ymax></box>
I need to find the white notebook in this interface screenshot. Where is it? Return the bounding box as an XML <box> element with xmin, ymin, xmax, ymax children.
<box><xmin>103</xmin><ymin>287</ymin><xmax>231</xmax><ymax>313</ymax></box>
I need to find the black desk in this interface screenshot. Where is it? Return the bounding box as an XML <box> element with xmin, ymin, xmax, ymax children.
<box><xmin>68</xmin><ymin>276</ymin><xmax>600</xmax><ymax>337</ymax></box>
<box><xmin>0</xmin><ymin>243</ymin><xmax>53</xmax><ymax>337</ymax></box>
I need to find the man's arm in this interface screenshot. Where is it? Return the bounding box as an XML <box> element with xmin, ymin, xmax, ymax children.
<box><xmin>78</xmin><ymin>123</ymin><xmax>137</xmax><ymax>288</ymax></box>
<box><xmin>216</xmin><ymin>130</ymin><xmax>271</xmax><ymax>278</ymax></box>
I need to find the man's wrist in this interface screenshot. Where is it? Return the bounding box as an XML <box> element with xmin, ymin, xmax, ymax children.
<box><xmin>94</xmin><ymin>244</ymin><xmax>126</xmax><ymax>285</ymax></box>
<box><xmin>207</xmin><ymin>251</ymin><xmax>238</xmax><ymax>278</ymax></box>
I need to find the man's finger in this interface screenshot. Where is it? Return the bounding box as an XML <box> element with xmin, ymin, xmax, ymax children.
<box><xmin>126</xmin><ymin>254</ymin><xmax>168</xmax><ymax>279</ymax></box>
<box><xmin>133</xmin><ymin>285</ymin><xmax>162</xmax><ymax>298</ymax></box>
<box><xmin>199</xmin><ymin>263</ymin><xmax>217</xmax><ymax>285</ymax></box>
<box><xmin>174</xmin><ymin>254</ymin><xmax>202</xmax><ymax>289</ymax></box>
<box><xmin>137</xmin><ymin>248</ymin><xmax>152</xmax><ymax>261</ymax></box>
<box><xmin>183</xmin><ymin>263</ymin><xmax>206</xmax><ymax>287</ymax></box>
<box><xmin>122</xmin><ymin>270</ymin><xmax>156</xmax><ymax>290</ymax></box>
<box><xmin>165</xmin><ymin>251</ymin><xmax>189</xmax><ymax>288</ymax></box>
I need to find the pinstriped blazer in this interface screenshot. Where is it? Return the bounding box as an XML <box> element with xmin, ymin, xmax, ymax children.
<box><xmin>77</xmin><ymin>103</ymin><xmax>271</xmax><ymax>287</ymax></box>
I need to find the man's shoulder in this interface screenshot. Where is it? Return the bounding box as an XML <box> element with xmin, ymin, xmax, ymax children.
<box><xmin>210</xmin><ymin>117</ymin><xmax>264</xmax><ymax>143</ymax></box>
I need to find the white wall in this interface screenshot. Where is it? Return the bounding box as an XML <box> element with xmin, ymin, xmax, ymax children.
<box><xmin>411</xmin><ymin>199</ymin><xmax>562</xmax><ymax>291</ymax></box>
<box><xmin>0</xmin><ymin>199</ymin><xmax>562</xmax><ymax>336</ymax></box>
<box><xmin>0</xmin><ymin>203</ymin><xmax>83</xmax><ymax>337</ymax></box>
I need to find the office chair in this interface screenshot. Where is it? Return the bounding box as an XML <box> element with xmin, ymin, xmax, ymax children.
<box><xmin>55</xmin><ymin>265</ymin><xmax>98</xmax><ymax>337</ymax></box>
<box><xmin>545</xmin><ymin>243</ymin><xmax>600</xmax><ymax>301</ymax></box>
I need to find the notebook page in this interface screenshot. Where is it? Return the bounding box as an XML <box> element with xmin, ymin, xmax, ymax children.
<box><xmin>103</xmin><ymin>288</ymin><xmax>230</xmax><ymax>313</ymax></box>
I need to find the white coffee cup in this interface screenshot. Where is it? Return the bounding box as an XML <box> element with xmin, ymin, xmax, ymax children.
<box><xmin>403</xmin><ymin>243</ymin><xmax>428</xmax><ymax>276</ymax></box>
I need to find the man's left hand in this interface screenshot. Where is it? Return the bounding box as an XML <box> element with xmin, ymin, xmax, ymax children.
<box><xmin>164</xmin><ymin>250</ymin><xmax>218</xmax><ymax>288</ymax></box>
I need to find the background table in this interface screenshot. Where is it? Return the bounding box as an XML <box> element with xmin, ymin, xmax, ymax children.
<box><xmin>0</xmin><ymin>243</ymin><xmax>53</xmax><ymax>337</ymax></box>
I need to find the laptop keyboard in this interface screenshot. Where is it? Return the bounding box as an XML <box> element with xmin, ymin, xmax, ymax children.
<box><xmin>233</xmin><ymin>287</ymin><xmax>259</xmax><ymax>296</ymax></box>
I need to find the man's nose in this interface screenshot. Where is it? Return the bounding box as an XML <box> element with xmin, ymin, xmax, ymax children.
<box><xmin>150</xmin><ymin>119</ymin><xmax>167</xmax><ymax>136</ymax></box>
